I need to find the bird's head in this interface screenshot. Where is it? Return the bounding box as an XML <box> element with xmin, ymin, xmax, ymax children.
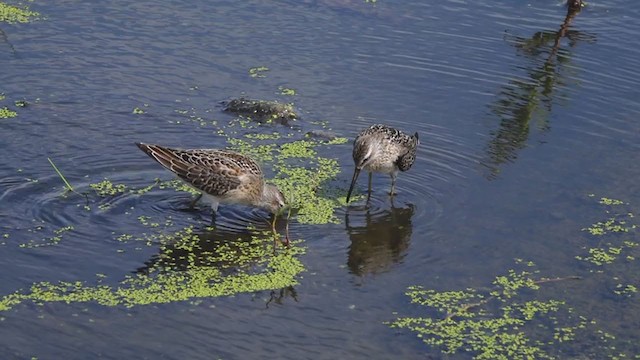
<box><xmin>260</xmin><ymin>183</ymin><xmax>288</xmax><ymax>215</ymax></box>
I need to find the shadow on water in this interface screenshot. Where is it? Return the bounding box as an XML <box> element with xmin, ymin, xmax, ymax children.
<box><xmin>133</xmin><ymin>217</ymin><xmax>299</xmax><ymax>306</ymax></box>
<box><xmin>483</xmin><ymin>0</ymin><xmax>595</xmax><ymax>179</ymax></box>
<box><xmin>344</xmin><ymin>202</ymin><xmax>414</xmax><ymax>276</ymax></box>
<box><xmin>134</xmin><ymin>226</ymin><xmax>255</xmax><ymax>276</ymax></box>
<box><xmin>134</xmin><ymin>211</ymin><xmax>287</xmax><ymax>275</ymax></box>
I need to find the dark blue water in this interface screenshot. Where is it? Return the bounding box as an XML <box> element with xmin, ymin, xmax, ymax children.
<box><xmin>1</xmin><ymin>0</ymin><xmax>639</xmax><ymax>358</ymax></box>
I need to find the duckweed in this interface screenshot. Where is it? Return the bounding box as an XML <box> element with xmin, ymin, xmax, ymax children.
<box><xmin>0</xmin><ymin>2</ymin><xmax>40</xmax><ymax>23</ymax></box>
<box><xmin>279</xmin><ymin>87</ymin><xmax>296</xmax><ymax>96</ymax></box>
<box><xmin>244</xmin><ymin>132</ymin><xmax>281</xmax><ymax>140</ymax></box>
<box><xmin>0</xmin><ymin>226</ymin><xmax>305</xmax><ymax>311</ymax></box>
<box><xmin>249</xmin><ymin>66</ymin><xmax>269</xmax><ymax>78</ymax></box>
<box><xmin>599</xmin><ymin>197</ymin><xmax>625</xmax><ymax>206</ymax></box>
<box><xmin>577</xmin><ymin>195</ymin><xmax>638</xmax><ymax>266</ymax></box>
<box><xmin>3</xmin><ymin>109</ymin><xmax>346</xmax><ymax>313</ymax></box>
<box><xmin>0</xmin><ymin>106</ymin><xmax>17</xmax><ymax>119</ymax></box>
<box><xmin>613</xmin><ymin>284</ymin><xmax>638</xmax><ymax>297</ymax></box>
<box><xmin>388</xmin><ymin>263</ymin><xmax>586</xmax><ymax>359</ymax></box>
<box><xmin>19</xmin><ymin>225</ymin><xmax>74</xmax><ymax>248</ymax></box>
<box><xmin>582</xmin><ymin>218</ymin><xmax>635</xmax><ymax>236</ymax></box>
<box><xmin>90</xmin><ymin>179</ymin><xmax>129</xmax><ymax>196</ymax></box>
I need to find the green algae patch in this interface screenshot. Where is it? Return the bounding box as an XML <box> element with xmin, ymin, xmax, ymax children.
<box><xmin>19</xmin><ymin>225</ymin><xmax>74</xmax><ymax>248</ymax></box>
<box><xmin>0</xmin><ymin>226</ymin><xmax>305</xmax><ymax>311</ymax></box>
<box><xmin>390</xmin><ymin>195</ymin><xmax>640</xmax><ymax>358</ymax></box>
<box><xmin>278</xmin><ymin>87</ymin><xmax>296</xmax><ymax>96</ymax></box>
<box><xmin>225</xmin><ymin>135</ymin><xmax>346</xmax><ymax>224</ymax></box>
<box><xmin>90</xmin><ymin>179</ymin><xmax>129</xmax><ymax>197</ymax></box>
<box><xmin>249</xmin><ymin>66</ymin><xmax>269</xmax><ymax>78</ymax></box>
<box><xmin>0</xmin><ymin>2</ymin><xmax>40</xmax><ymax>23</ymax></box>
<box><xmin>0</xmin><ymin>106</ymin><xmax>17</xmax><ymax>118</ymax></box>
<box><xmin>388</xmin><ymin>262</ymin><xmax>586</xmax><ymax>359</ymax></box>
<box><xmin>89</xmin><ymin>178</ymin><xmax>199</xmax><ymax>199</ymax></box>
<box><xmin>0</xmin><ymin>104</ymin><xmax>346</xmax><ymax>312</ymax></box>
<box><xmin>576</xmin><ymin>195</ymin><xmax>638</xmax><ymax>267</ymax></box>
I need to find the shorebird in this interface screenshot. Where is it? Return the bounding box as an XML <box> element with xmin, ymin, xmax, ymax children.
<box><xmin>346</xmin><ymin>124</ymin><xmax>419</xmax><ymax>203</ymax></box>
<box><xmin>136</xmin><ymin>143</ymin><xmax>289</xmax><ymax>245</ymax></box>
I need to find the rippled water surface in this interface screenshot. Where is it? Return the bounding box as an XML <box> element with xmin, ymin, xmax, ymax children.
<box><xmin>1</xmin><ymin>0</ymin><xmax>640</xmax><ymax>358</ymax></box>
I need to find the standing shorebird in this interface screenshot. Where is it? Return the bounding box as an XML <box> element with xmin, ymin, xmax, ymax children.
<box><xmin>136</xmin><ymin>143</ymin><xmax>289</xmax><ymax>245</ymax></box>
<box><xmin>346</xmin><ymin>124</ymin><xmax>419</xmax><ymax>203</ymax></box>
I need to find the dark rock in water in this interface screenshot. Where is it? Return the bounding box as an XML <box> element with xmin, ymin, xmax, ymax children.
<box><xmin>305</xmin><ymin>129</ymin><xmax>338</xmax><ymax>141</ymax></box>
<box><xmin>222</xmin><ymin>98</ymin><xmax>298</xmax><ymax>125</ymax></box>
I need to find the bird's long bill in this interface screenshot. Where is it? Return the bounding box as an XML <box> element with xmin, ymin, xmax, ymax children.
<box><xmin>284</xmin><ymin>216</ymin><xmax>290</xmax><ymax>246</ymax></box>
<box><xmin>346</xmin><ymin>168</ymin><xmax>361</xmax><ymax>203</ymax></box>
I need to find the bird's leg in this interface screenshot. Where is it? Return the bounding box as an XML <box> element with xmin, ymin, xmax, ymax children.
<box><xmin>210</xmin><ymin>199</ymin><xmax>219</xmax><ymax>226</ymax></box>
<box><xmin>367</xmin><ymin>172</ymin><xmax>373</xmax><ymax>202</ymax></box>
<box><xmin>283</xmin><ymin>216</ymin><xmax>290</xmax><ymax>247</ymax></box>
<box><xmin>389</xmin><ymin>172</ymin><xmax>398</xmax><ymax>196</ymax></box>
<box><xmin>189</xmin><ymin>193</ymin><xmax>203</xmax><ymax>209</ymax></box>
<box><xmin>271</xmin><ymin>216</ymin><xmax>280</xmax><ymax>253</ymax></box>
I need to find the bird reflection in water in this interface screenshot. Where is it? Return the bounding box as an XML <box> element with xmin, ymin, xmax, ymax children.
<box><xmin>483</xmin><ymin>0</ymin><xmax>595</xmax><ymax>178</ymax></box>
<box><xmin>134</xmin><ymin>225</ymin><xmax>298</xmax><ymax>305</ymax></box>
<box><xmin>345</xmin><ymin>203</ymin><xmax>415</xmax><ymax>277</ymax></box>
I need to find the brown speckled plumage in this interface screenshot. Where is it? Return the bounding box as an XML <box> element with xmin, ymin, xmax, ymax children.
<box><xmin>136</xmin><ymin>143</ymin><xmax>286</xmax><ymax>215</ymax></box>
<box><xmin>346</xmin><ymin>124</ymin><xmax>419</xmax><ymax>202</ymax></box>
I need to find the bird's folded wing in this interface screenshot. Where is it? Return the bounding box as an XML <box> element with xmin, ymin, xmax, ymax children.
<box><xmin>138</xmin><ymin>144</ymin><xmax>242</xmax><ymax>196</ymax></box>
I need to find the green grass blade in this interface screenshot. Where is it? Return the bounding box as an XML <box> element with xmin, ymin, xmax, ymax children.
<box><xmin>47</xmin><ymin>157</ymin><xmax>74</xmax><ymax>192</ymax></box>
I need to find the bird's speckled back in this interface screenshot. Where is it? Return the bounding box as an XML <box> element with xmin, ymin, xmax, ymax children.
<box><xmin>353</xmin><ymin>124</ymin><xmax>419</xmax><ymax>173</ymax></box>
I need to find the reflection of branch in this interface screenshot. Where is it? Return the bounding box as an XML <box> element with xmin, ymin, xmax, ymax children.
<box><xmin>444</xmin><ymin>275</ymin><xmax>582</xmax><ymax>320</ymax></box>
<box><xmin>483</xmin><ymin>1</ymin><xmax>589</xmax><ymax>178</ymax></box>
<box><xmin>0</xmin><ymin>27</ymin><xmax>19</xmax><ymax>57</ymax></box>
<box><xmin>546</xmin><ymin>0</ymin><xmax>583</xmax><ymax>65</ymax></box>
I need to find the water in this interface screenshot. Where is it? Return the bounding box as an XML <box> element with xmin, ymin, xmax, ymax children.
<box><xmin>1</xmin><ymin>0</ymin><xmax>639</xmax><ymax>358</ymax></box>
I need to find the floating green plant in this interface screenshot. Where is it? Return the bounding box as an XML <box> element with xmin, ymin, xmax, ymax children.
<box><xmin>132</xmin><ymin>107</ymin><xmax>145</xmax><ymax>114</ymax></box>
<box><xmin>0</xmin><ymin>106</ymin><xmax>17</xmax><ymax>118</ymax></box>
<box><xmin>249</xmin><ymin>66</ymin><xmax>269</xmax><ymax>78</ymax></box>
<box><xmin>577</xmin><ymin>195</ymin><xmax>638</xmax><ymax>266</ymax></box>
<box><xmin>388</xmin><ymin>262</ymin><xmax>585</xmax><ymax>359</ymax></box>
<box><xmin>0</xmin><ymin>225</ymin><xmax>305</xmax><ymax>311</ymax></box>
<box><xmin>582</xmin><ymin>218</ymin><xmax>635</xmax><ymax>236</ymax></box>
<box><xmin>224</xmin><ymin>134</ymin><xmax>347</xmax><ymax>224</ymax></box>
<box><xmin>0</xmin><ymin>2</ymin><xmax>40</xmax><ymax>23</ymax></box>
<box><xmin>157</xmin><ymin>178</ymin><xmax>200</xmax><ymax>195</ymax></box>
<box><xmin>278</xmin><ymin>87</ymin><xmax>296</xmax><ymax>96</ymax></box>
<box><xmin>244</xmin><ymin>132</ymin><xmax>281</xmax><ymax>140</ymax></box>
<box><xmin>599</xmin><ymin>197</ymin><xmax>625</xmax><ymax>206</ymax></box>
<box><xmin>19</xmin><ymin>225</ymin><xmax>74</xmax><ymax>248</ymax></box>
<box><xmin>2</xmin><ymin>104</ymin><xmax>347</xmax><ymax>313</ymax></box>
<box><xmin>613</xmin><ymin>284</ymin><xmax>638</xmax><ymax>297</ymax></box>
<box><xmin>90</xmin><ymin>179</ymin><xmax>129</xmax><ymax>196</ymax></box>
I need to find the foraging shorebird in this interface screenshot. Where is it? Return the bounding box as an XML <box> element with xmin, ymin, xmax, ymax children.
<box><xmin>136</xmin><ymin>143</ymin><xmax>289</xmax><ymax>245</ymax></box>
<box><xmin>346</xmin><ymin>124</ymin><xmax>419</xmax><ymax>203</ymax></box>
